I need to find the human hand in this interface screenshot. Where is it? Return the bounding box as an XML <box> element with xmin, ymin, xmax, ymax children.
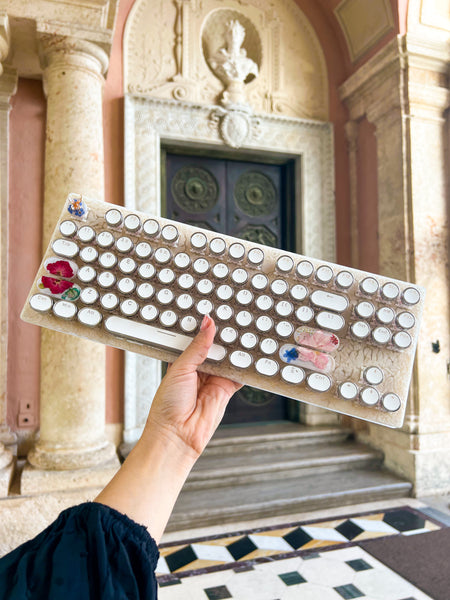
<box><xmin>144</xmin><ymin>314</ymin><xmax>242</xmax><ymax>458</ymax></box>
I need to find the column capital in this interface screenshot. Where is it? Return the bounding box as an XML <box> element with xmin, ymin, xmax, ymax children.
<box><xmin>0</xmin><ymin>12</ymin><xmax>11</xmax><ymax>75</ymax></box>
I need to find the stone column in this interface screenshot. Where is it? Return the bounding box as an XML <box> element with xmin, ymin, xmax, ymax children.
<box><xmin>22</xmin><ymin>35</ymin><xmax>119</xmax><ymax>494</ymax></box>
<box><xmin>0</xmin><ymin>13</ymin><xmax>16</xmax><ymax>496</ymax></box>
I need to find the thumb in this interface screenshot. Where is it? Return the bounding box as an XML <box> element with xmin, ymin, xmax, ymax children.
<box><xmin>172</xmin><ymin>314</ymin><xmax>216</xmax><ymax>373</ymax></box>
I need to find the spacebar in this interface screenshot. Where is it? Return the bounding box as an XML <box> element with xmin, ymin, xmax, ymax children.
<box><xmin>105</xmin><ymin>316</ymin><xmax>227</xmax><ymax>362</ymax></box>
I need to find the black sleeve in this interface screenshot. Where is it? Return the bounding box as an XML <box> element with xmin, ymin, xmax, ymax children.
<box><xmin>0</xmin><ymin>502</ymin><xmax>159</xmax><ymax>600</ymax></box>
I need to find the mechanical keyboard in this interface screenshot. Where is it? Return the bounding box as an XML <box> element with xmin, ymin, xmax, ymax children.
<box><xmin>21</xmin><ymin>193</ymin><xmax>425</xmax><ymax>428</ymax></box>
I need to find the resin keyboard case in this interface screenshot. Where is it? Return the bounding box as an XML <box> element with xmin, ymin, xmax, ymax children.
<box><xmin>21</xmin><ymin>194</ymin><xmax>425</xmax><ymax>428</ymax></box>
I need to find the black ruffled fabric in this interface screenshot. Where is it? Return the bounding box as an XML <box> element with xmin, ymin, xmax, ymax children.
<box><xmin>0</xmin><ymin>502</ymin><xmax>159</xmax><ymax>599</ymax></box>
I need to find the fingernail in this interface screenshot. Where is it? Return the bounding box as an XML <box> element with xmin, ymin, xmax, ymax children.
<box><xmin>200</xmin><ymin>314</ymin><xmax>211</xmax><ymax>331</ymax></box>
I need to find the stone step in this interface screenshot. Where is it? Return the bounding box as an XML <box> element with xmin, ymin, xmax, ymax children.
<box><xmin>204</xmin><ymin>422</ymin><xmax>352</xmax><ymax>456</ymax></box>
<box><xmin>168</xmin><ymin>469</ymin><xmax>412</xmax><ymax>532</ymax></box>
<box><xmin>185</xmin><ymin>441</ymin><xmax>383</xmax><ymax>490</ymax></box>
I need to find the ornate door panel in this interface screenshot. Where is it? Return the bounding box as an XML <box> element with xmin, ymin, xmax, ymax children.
<box><xmin>164</xmin><ymin>152</ymin><xmax>293</xmax><ymax>424</ymax></box>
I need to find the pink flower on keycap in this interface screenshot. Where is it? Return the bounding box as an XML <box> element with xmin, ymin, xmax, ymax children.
<box><xmin>46</xmin><ymin>260</ymin><xmax>74</xmax><ymax>278</ymax></box>
<box><xmin>40</xmin><ymin>276</ymin><xmax>74</xmax><ymax>295</ymax></box>
<box><xmin>294</xmin><ymin>326</ymin><xmax>340</xmax><ymax>352</ymax></box>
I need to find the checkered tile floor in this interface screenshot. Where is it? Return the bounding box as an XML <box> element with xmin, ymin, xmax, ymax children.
<box><xmin>157</xmin><ymin>506</ymin><xmax>445</xmax><ymax>599</ymax></box>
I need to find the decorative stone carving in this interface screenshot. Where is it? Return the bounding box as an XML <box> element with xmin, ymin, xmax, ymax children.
<box><xmin>209</xmin><ymin>104</ymin><xmax>261</xmax><ymax>148</ymax></box>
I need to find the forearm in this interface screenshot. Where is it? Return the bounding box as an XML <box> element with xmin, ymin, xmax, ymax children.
<box><xmin>94</xmin><ymin>427</ymin><xmax>197</xmax><ymax>543</ymax></box>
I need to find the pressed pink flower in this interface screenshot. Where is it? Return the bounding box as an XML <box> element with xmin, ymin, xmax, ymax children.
<box><xmin>41</xmin><ymin>276</ymin><xmax>74</xmax><ymax>295</ymax></box>
<box><xmin>46</xmin><ymin>260</ymin><xmax>74</xmax><ymax>278</ymax></box>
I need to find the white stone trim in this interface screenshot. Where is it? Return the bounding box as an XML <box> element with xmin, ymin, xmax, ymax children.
<box><xmin>123</xmin><ymin>94</ymin><xmax>335</xmax><ymax>446</ymax></box>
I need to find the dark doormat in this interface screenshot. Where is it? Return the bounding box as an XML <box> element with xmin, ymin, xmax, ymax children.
<box><xmin>361</xmin><ymin>527</ymin><xmax>450</xmax><ymax>600</ymax></box>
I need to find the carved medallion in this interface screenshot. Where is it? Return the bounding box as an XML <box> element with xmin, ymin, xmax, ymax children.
<box><xmin>171</xmin><ymin>167</ymin><xmax>219</xmax><ymax>213</ymax></box>
<box><xmin>238</xmin><ymin>224</ymin><xmax>278</xmax><ymax>247</ymax></box>
<box><xmin>237</xmin><ymin>386</ymin><xmax>276</xmax><ymax>407</ymax></box>
<box><xmin>234</xmin><ymin>171</ymin><xmax>277</xmax><ymax>217</ymax></box>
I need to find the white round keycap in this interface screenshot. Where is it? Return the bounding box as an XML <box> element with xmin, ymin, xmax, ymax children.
<box><xmin>193</xmin><ymin>258</ymin><xmax>210</xmax><ymax>275</ymax></box>
<box><xmin>97</xmin><ymin>231</ymin><xmax>115</xmax><ymax>248</ymax></box>
<box><xmin>276</xmin><ymin>321</ymin><xmax>294</xmax><ymax>338</ymax></box>
<box><xmin>376</xmin><ymin>307</ymin><xmax>395</xmax><ymax>324</ymax></box>
<box><xmin>229</xmin><ymin>243</ymin><xmax>245</xmax><ymax>260</ymax></box>
<box><xmin>176</xmin><ymin>294</ymin><xmax>193</xmax><ymax>310</ymax></box>
<box><xmin>335</xmin><ymin>271</ymin><xmax>354</xmax><ymax>289</ymax></box>
<box><xmin>240</xmin><ymin>332</ymin><xmax>258</xmax><ymax>349</ymax></box>
<box><xmin>220</xmin><ymin>327</ymin><xmax>238</xmax><ymax>344</ymax></box>
<box><xmin>30</xmin><ymin>294</ymin><xmax>52</xmax><ymax>312</ymax></box>
<box><xmin>119</xmin><ymin>258</ymin><xmax>137</xmax><ymax>274</ymax></box>
<box><xmin>135</xmin><ymin>242</ymin><xmax>152</xmax><ymax>259</ymax></box>
<box><xmin>290</xmin><ymin>284</ymin><xmax>308</xmax><ymax>301</ymax></box>
<box><xmin>360</xmin><ymin>277</ymin><xmax>379</xmax><ymax>295</ymax></box>
<box><xmin>296</xmin><ymin>260</ymin><xmax>314</xmax><ymax>278</ymax></box>
<box><xmin>59</xmin><ymin>220</ymin><xmax>77</xmax><ymax>237</ymax></box>
<box><xmin>78</xmin><ymin>226</ymin><xmax>96</xmax><ymax>243</ymax></box>
<box><xmin>360</xmin><ymin>387</ymin><xmax>379</xmax><ymax>406</ymax></box>
<box><xmin>281</xmin><ymin>366</ymin><xmax>305</xmax><ymax>384</ymax></box>
<box><xmin>99</xmin><ymin>252</ymin><xmax>117</xmax><ymax>269</ymax></box>
<box><xmin>256</xmin><ymin>295</ymin><xmax>273</xmax><ymax>311</ymax></box>
<box><xmin>396</xmin><ymin>311</ymin><xmax>415</xmax><ymax>330</ymax></box>
<box><xmin>216</xmin><ymin>304</ymin><xmax>233</xmax><ymax>321</ymax></box>
<box><xmin>296</xmin><ymin>306</ymin><xmax>314</xmax><ymax>323</ymax></box>
<box><xmin>230</xmin><ymin>350</ymin><xmax>252</xmax><ymax>369</ymax></box>
<box><xmin>160</xmin><ymin>310</ymin><xmax>177</xmax><ymax>327</ymax></box>
<box><xmin>393</xmin><ymin>331</ymin><xmax>412</xmax><ymax>349</ymax></box>
<box><xmin>196</xmin><ymin>299</ymin><xmax>213</xmax><ymax>315</ymax></box>
<box><xmin>236</xmin><ymin>289</ymin><xmax>253</xmax><ymax>306</ymax></box>
<box><xmin>143</xmin><ymin>219</ymin><xmax>159</xmax><ymax>237</ymax></box>
<box><xmin>191</xmin><ymin>232</ymin><xmax>207</xmax><ymax>249</ymax></box>
<box><xmin>381</xmin><ymin>282</ymin><xmax>399</xmax><ymax>300</ymax></box>
<box><xmin>275</xmin><ymin>301</ymin><xmax>294</xmax><ymax>318</ymax></box>
<box><xmin>355</xmin><ymin>301</ymin><xmax>375</xmax><ymax>319</ymax></box>
<box><xmin>235</xmin><ymin>310</ymin><xmax>253</xmax><ymax>327</ymax></box>
<box><xmin>277</xmin><ymin>255</ymin><xmax>294</xmax><ymax>273</ymax></box>
<box><xmin>178</xmin><ymin>273</ymin><xmax>195</xmax><ymax>289</ymax></box>
<box><xmin>180</xmin><ymin>315</ymin><xmax>198</xmax><ymax>332</ymax></box>
<box><xmin>118</xmin><ymin>277</ymin><xmax>136</xmax><ymax>294</ymax></box>
<box><xmin>80</xmin><ymin>246</ymin><xmax>98</xmax><ymax>263</ymax></box>
<box><xmin>351</xmin><ymin>321</ymin><xmax>371</xmax><ymax>339</ymax></box>
<box><xmin>157</xmin><ymin>289</ymin><xmax>174</xmax><ymax>305</ymax></box>
<box><xmin>256</xmin><ymin>315</ymin><xmax>274</xmax><ymax>332</ymax></box>
<box><xmin>307</xmin><ymin>373</ymin><xmax>331</xmax><ymax>392</ymax></box>
<box><xmin>372</xmin><ymin>326</ymin><xmax>391</xmax><ymax>345</ymax></box>
<box><xmin>197</xmin><ymin>279</ymin><xmax>214</xmax><ymax>295</ymax></box>
<box><xmin>80</xmin><ymin>287</ymin><xmax>99</xmax><ymax>305</ymax></box>
<box><xmin>116</xmin><ymin>237</ymin><xmax>133</xmax><ymax>253</ymax></box>
<box><xmin>78</xmin><ymin>307</ymin><xmax>102</xmax><ymax>327</ymax></box>
<box><xmin>78</xmin><ymin>266</ymin><xmax>96</xmax><ymax>283</ymax></box>
<box><xmin>251</xmin><ymin>273</ymin><xmax>268</xmax><ymax>290</ymax></box>
<box><xmin>212</xmin><ymin>263</ymin><xmax>229</xmax><ymax>279</ymax></box>
<box><xmin>271</xmin><ymin>279</ymin><xmax>288</xmax><ymax>295</ymax></box>
<box><xmin>255</xmin><ymin>358</ymin><xmax>279</xmax><ymax>377</ymax></box>
<box><xmin>364</xmin><ymin>366</ymin><xmax>384</xmax><ymax>385</ymax></box>
<box><xmin>402</xmin><ymin>287</ymin><xmax>420</xmax><ymax>306</ymax></box>
<box><xmin>137</xmin><ymin>283</ymin><xmax>155</xmax><ymax>300</ymax></box>
<box><xmin>138</xmin><ymin>263</ymin><xmax>156</xmax><ymax>279</ymax></box>
<box><xmin>231</xmin><ymin>268</ymin><xmax>248</xmax><ymax>284</ymax></box>
<box><xmin>315</xmin><ymin>311</ymin><xmax>345</xmax><ymax>331</ymax></box>
<box><xmin>105</xmin><ymin>208</ymin><xmax>122</xmax><ymax>227</ymax></box>
<box><xmin>338</xmin><ymin>382</ymin><xmax>358</xmax><ymax>400</ymax></box>
<box><xmin>174</xmin><ymin>252</ymin><xmax>190</xmax><ymax>269</ymax></box>
<box><xmin>216</xmin><ymin>284</ymin><xmax>233</xmax><ymax>301</ymax></box>
<box><xmin>98</xmin><ymin>271</ymin><xmax>116</xmax><ymax>288</ymax></box>
<box><xmin>161</xmin><ymin>225</ymin><xmax>178</xmax><ymax>242</ymax></box>
<box><xmin>53</xmin><ymin>300</ymin><xmax>77</xmax><ymax>320</ymax></box>
<box><xmin>52</xmin><ymin>239</ymin><xmax>79</xmax><ymax>258</ymax></box>
<box><xmin>260</xmin><ymin>338</ymin><xmax>278</xmax><ymax>355</ymax></box>
<box><xmin>210</xmin><ymin>237</ymin><xmax>226</xmax><ymax>255</ymax></box>
<box><xmin>382</xmin><ymin>393</ymin><xmax>401</xmax><ymax>412</ymax></box>
<box><xmin>120</xmin><ymin>299</ymin><xmax>139</xmax><ymax>316</ymax></box>
<box><xmin>316</xmin><ymin>265</ymin><xmax>333</xmax><ymax>283</ymax></box>
<box><xmin>158</xmin><ymin>268</ymin><xmax>176</xmax><ymax>285</ymax></box>
<box><xmin>101</xmin><ymin>293</ymin><xmax>119</xmax><ymax>310</ymax></box>
<box><xmin>154</xmin><ymin>247</ymin><xmax>172</xmax><ymax>264</ymax></box>
<box><xmin>124</xmin><ymin>214</ymin><xmax>141</xmax><ymax>232</ymax></box>
<box><xmin>140</xmin><ymin>304</ymin><xmax>158</xmax><ymax>321</ymax></box>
